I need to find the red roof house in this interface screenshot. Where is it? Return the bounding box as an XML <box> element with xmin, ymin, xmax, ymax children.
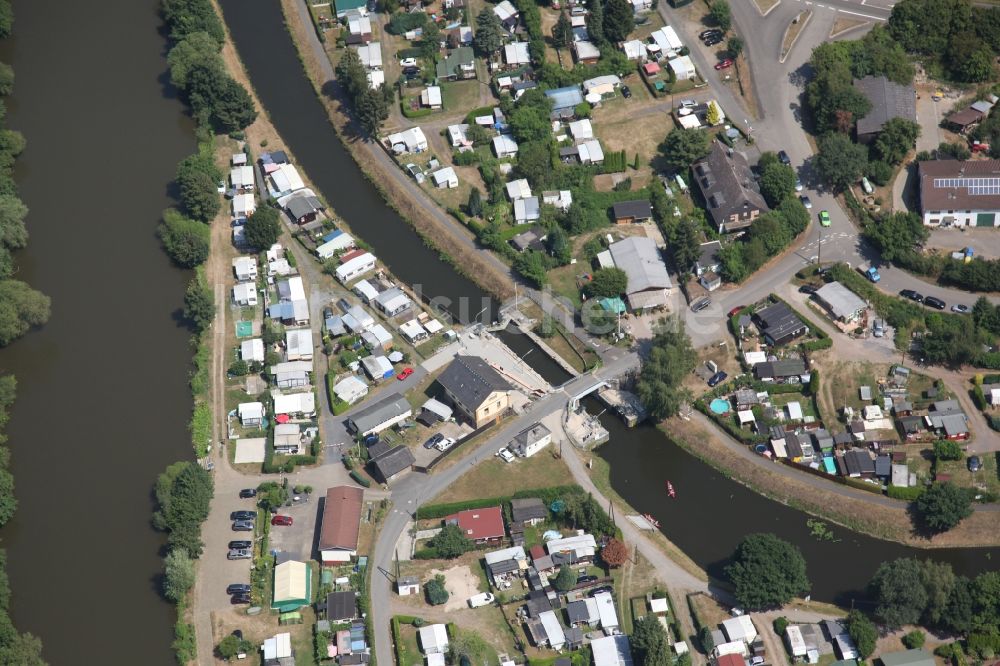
<box><xmin>716</xmin><ymin>654</ymin><xmax>746</xmax><ymax>666</ymax></box>
<box><xmin>444</xmin><ymin>506</ymin><xmax>505</xmax><ymax>545</ymax></box>
<box><xmin>339</xmin><ymin>248</ymin><xmax>366</xmax><ymax>264</ymax></box>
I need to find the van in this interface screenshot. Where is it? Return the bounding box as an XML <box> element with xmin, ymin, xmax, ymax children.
<box><xmin>570</xmin><ymin>7</ymin><xmax>587</xmax><ymax>15</ymax></box>
<box><xmin>861</xmin><ymin>177</ymin><xmax>874</xmax><ymax>195</ymax></box>
<box><xmin>872</xmin><ymin>319</ymin><xmax>885</xmax><ymax>338</ymax></box>
<box><xmin>468</xmin><ymin>592</ymin><xmax>496</xmax><ymax>608</ymax></box>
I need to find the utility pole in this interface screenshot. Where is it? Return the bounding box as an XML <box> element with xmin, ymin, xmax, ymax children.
<box><xmin>817</xmin><ymin>223</ymin><xmax>823</xmax><ymax>267</ymax></box>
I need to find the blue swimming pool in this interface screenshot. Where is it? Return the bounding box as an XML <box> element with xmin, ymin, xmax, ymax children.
<box><xmin>710</xmin><ymin>398</ymin><xmax>731</xmax><ymax>415</ymax></box>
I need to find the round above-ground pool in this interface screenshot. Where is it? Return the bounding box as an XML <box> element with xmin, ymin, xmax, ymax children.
<box><xmin>709</xmin><ymin>398</ymin><xmax>731</xmax><ymax>415</ymax></box>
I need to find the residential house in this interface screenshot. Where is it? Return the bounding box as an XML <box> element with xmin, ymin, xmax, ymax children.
<box><xmin>514</xmin><ymin>196</ymin><xmax>541</xmax><ymax>224</ymax></box>
<box><xmin>270</xmin><ymin>360</ymin><xmax>312</xmax><ymax>389</ymax></box>
<box><xmin>232</xmin><ymin>282</ymin><xmax>258</xmax><ymax>306</ymax></box>
<box><xmin>355</xmin><ymin>42</ymin><xmax>383</xmax><ymax>69</ymax></box>
<box><xmin>722</xmin><ymin>616</ymin><xmax>757</xmax><ymax>643</ymax></box>
<box><xmin>447</xmin><ymin>25</ymin><xmax>474</xmax><ymax>48</ymax></box>
<box><xmin>508</xmin><ymin>423</ymin><xmax>552</xmax><ymax>457</ymax></box>
<box><xmin>546</xmin><ymin>533</ymin><xmax>596</xmax><ymax>561</ymax></box>
<box><xmin>444</xmin><ymin>506</ymin><xmax>506</xmax><ymax>545</ymax></box>
<box><xmin>649</xmin><ymin>26</ymin><xmax>683</xmax><ymax>54</ymax></box>
<box><xmin>594</xmin><ymin>592</ymin><xmax>619</xmax><ymax>631</ymax></box>
<box><xmin>821</xmin><ymin>620</ymin><xmax>858</xmax><ymax>661</ymax></box>
<box><xmin>568</xmin><ymin>119</ymin><xmax>594</xmax><ymax>140</ymax></box>
<box><xmin>612</xmin><ymin>200</ymin><xmax>653</xmax><ymax>224</ymax></box>
<box><xmin>447</xmin><ymin>124</ymin><xmax>471</xmax><ymax>148</ymax></box>
<box><xmin>386</xmin><ymin>127</ymin><xmax>428</xmax><ymax>154</ymax></box>
<box><xmin>542</xmin><ymin>190</ymin><xmax>573</xmax><ymax>211</ymax></box>
<box><xmin>608</xmin><ymin>236</ymin><xmax>673</xmax><ymax>311</ymax></box>
<box><xmin>369</xmin><ymin>444</ymin><xmax>415</xmax><ymax>483</ymax></box>
<box><xmin>272</xmin><ymin>391</ymin><xmax>316</xmax><ymax>418</ymax></box>
<box><xmin>347</xmin><ymin>392</ymin><xmax>412</xmax><ymax>435</ymax></box>
<box><xmin>753</xmin><ymin>301</ymin><xmax>808</xmax><ymax>345</ymax></box>
<box><xmin>272</xmin><ymin>423</ymin><xmax>303</xmax><ymax>455</ymax></box>
<box><xmin>853</xmin><ymin>76</ymin><xmax>917</xmax><ymax>143</ymax></box>
<box><xmin>918</xmin><ymin>159</ymin><xmax>1000</xmax><ymax>228</ymax></box>
<box><xmin>754</xmin><ymin>358</ymin><xmax>808</xmax><ymax>383</ymax></box>
<box><xmin>335</xmin><ymin>251</ymin><xmax>377</xmax><ymax>283</ymax></box>
<box><xmin>510</xmin><ymin>497</ymin><xmax>547</xmax><ymax>527</ymax></box>
<box><xmin>545</xmin><ymin>86</ymin><xmax>585</xmax><ymax>118</ymax></box>
<box><xmin>484</xmin><ymin>545</ymin><xmax>527</xmax><ymax>586</ymax></box>
<box><xmin>361</xmin><ymin>354</ymin><xmax>393</xmax><ymax>380</ymax></box>
<box><xmin>343</xmin><ymin>305</ymin><xmax>375</xmax><ymax>333</ymax></box>
<box><xmin>232</xmin><ymin>193</ymin><xmax>256</xmax><ymax>219</ymax></box>
<box><xmin>262</xmin><ymin>632</ymin><xmax>293</xmax><ymax>666</ymax></box>
<box><xmin>566</xmin><ymin>598</ymin><xmax>600</xmax><ymax>627</ymax></box>
<box><xmin>375</xmin><ymin>287</ymin><xmax>412</xmax><ymax>317</ymax></box>
<box><xmin>272</xmin><ymin>558</ymin><xmax>312</xmax><ymax>612</ymax></box>
<box><xmin>693</xmin><ymin>141</ymin><xmax>768</xmax><ymax>233</ymax></box>
<box><xmin>576</xmin><ymin>139</ymin><xmax>605</xmax><ymax>165</ymax></box>
<box><xmin>668</xmin><ymin>55</ymin><xmax>696</xmax><ymax>81</ymax></box>
<box><xmin>694</xmin><ymin>240</ymin><xmax>721</xmax><ymax>276</ymax></box>
<box><xmin>437</xmin><ymin>355</ymin><xmax>514</xmax><ymax>427</ymax></box>
<box><xmin>398</xmin><ymin>319</ymin><xmax>429</xmax><ymax>344</ymax></box>
<box><xmin>353</xmin><ymin>280</ymin><xmax>379</xmax><ymax>304</ymax></box>
<box><xmin>333</xmin><ymin>375</ymin><xmax>369</xmax><ymax>405</ymax></box>
<box><xmin>419</xmin><ymin>624</ymin><xmax>450</xmax><ymax>655</ymax></box>
<box><xmin>326</xmin><ymin>590</ymin><xmax>358</xmax><ymax>623</ymax></box>
<box><xmin>944</xmin><ymin>106</ymin><xmax>986</xmax><ymax>133</ymax></box>
<box><xmin>591</xmin><ymin>635</ymin><xmax>633</xmax><ymax>666</ymax></box>
<box><xmin>334</xmin><ymin>0</ymin><xmax>367</xmax><ymax>17</ymax></box>
<box><xmin>420</xmin><ymin>86</ymin><xmax>442</xmax><ymax>109</ymax></box>
<box><xmin>241</xmin><ymin>338</ymin><xmax>265</xmax><ymax>363</ymax></box>
<box><xmin>238</xmin><ymin>402</ymin><xmax>265</xmax><ymax>428</ymax></box>
<box><xmin>506</xmin><ymin>178</ymin><xmax>532</xmax><ymax>201</ymax></box>
<box><xmin>623</xmin><ymin>39</ymin><xmax>646</xmax><ymax>61</ymax></box>
<box><xmin>436</xmin><ymin>46</ymin><xmax>475</xmax><ymax>80</ymax></box>
<box><xmin>493</xmin><ymin>0</ymin><xmax>519</xmax><ymax>29</ymax></box>
<box><xmin>285</xmin><ymin>327</ymin><xmax>314</xmax><ymax>361</ymax></box>
<box><xmin>231</xmin><ymin>165</ymin><xmax>255</xmax><ymax>191</ymax></box>
<box><xmin>493</xmin><ymin>134</ymin><xmax>520</xmax><ymax>158</ymax></box>
<box><xmin>504</xmin><ymin>42</ymin><xmax>531</xmax><ymax>68</ymax></box>
<box><xmin>319</xmin><ymin>486</ymin><xmax>364</xmax><ymax>564</ymax></box>
<box><xmin>316</xmin><ymin>230</ymin><xmax>356</xmax><ymax>259</ymax></box>
<box><xmin>583</xmin><ymin>75</ymin><xmax>621</xmax><ymax>97</ymax></box>
<box><xmin>267</xmin><ymin>163</ymin><xmax>305</xmax><ymax>198</ymax></box>
<box><xmin>815</xmin><ymin>281</ymin><xmax>867</xmax><ymax>323</ymax></box>
<box><xmin>284</xmin><ymin>192</ymin><xmax>324</xmax><ymax>225</ymax></box>
<box><xmin>537</xmin><ymin>610</ymin><xmax>567</xmax><ymax>650</ymax></box>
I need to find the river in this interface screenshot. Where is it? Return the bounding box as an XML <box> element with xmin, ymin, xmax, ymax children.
<box><xmin>0</xmin><ymin>0</ymin><xmax>195</xmax><ymax>663</ymax></box>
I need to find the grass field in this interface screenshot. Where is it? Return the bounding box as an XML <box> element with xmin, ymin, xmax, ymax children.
<box><xmin>431</xmin><ymin>451</ymin><xmax>574</xmax><ymax>504</ymax></box>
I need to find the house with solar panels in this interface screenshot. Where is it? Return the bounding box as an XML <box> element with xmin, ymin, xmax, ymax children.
<box><xmin>918</xmin><ymin>159</ymin><xmax>1000</xmax><ymax>227</ymax></box>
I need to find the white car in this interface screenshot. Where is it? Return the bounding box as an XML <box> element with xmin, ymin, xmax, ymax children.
<box><xmin>434</xmin><ymin>436</ymin><xmax>457</xmax><ymax>452</ymax></box>
<box><xmin>795</xmin><ymin>178</ymin><xmax>803</xmax><ymax>192</ymax></box>
<box><xmin>497</xmin><ymin>447</ymin><xmax>515</xmax><ymax>463</ymax></box>
<box><xmin>399</xmin><ymin>57</ymin><xmax>418</xmax><ymax>67</ymax></box>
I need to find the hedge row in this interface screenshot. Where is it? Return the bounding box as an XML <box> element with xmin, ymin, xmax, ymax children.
<box><xmin>350</xmin><ymin>470</ymin><xmax>372</xmax><ymax>487</ymax></box>
<box><xmin>887</xmin><ymin>485</ymin><xmax>925</xmax><ymax>500</ymax></box>
<box><xmin>415</xmin><ymin>485</ymin><xmax>586</xmax><ymax>520</ymax></box>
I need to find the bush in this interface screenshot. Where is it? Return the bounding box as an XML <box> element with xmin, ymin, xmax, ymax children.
<box><xmin>933</xmin><ymin>440</ymin><xmax>963</xmax><ymax>461</ymax></box>
<box><xmin>773</xmin><ymin>616</ymin><xmax>789</xmax><ymax>635</ymax></box>
<box><xmin>903</xmin><ymin>630</ymin><xmax>925</xmax><ymax>649</ymax></box>
<box><xmin>426</xmin><ymin>574</ymin><xmax>449</xmax><ymax>605</ymax></box>
<box><xmin>350</xmin><ymin>470</ymin><xmax>371</xmax><ymax>487</ymax></box>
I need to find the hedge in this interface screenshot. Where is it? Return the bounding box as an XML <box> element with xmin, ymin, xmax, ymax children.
<box><xmin>887</xmin><ymin>485</ymin><xmax>925</xmax><ymax>500</ymax></box>
<box><xmin>350</xmin><ymin>470</ymin><xmax>372</xmax><ymax>487</ymax></box>
<box><xmin>415</xmin><ymin>485</ymin><xmax>586</xmax><ymax>519</ymax></box>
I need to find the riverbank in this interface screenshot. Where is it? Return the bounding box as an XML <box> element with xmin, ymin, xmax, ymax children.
<box><xmin>665</xmin><ymin>415</ymin><xmax>1000</xmax><ymax>548</ymax></box>
<box><xmin>276</xmin><ymin>0</ymin><xmax>515</xmax><ymax>302</ymax></box>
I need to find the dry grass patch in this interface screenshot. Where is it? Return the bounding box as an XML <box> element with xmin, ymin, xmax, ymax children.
<box><xmin>830</xmin><ymin>16</ymin><xmax>868</xmax><ymax>38</ymax></box>
<box><xmin>432</xmin><ymin>451</ymin><xmax>574</xmax><ymax>504</ymax></box>
<box><xmin>781</xmin><ymin>10</ymin><xmax>811</xmax><ymax>61</ymax></box>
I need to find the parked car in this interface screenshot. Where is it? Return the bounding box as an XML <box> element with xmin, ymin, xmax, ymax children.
<box><xmin>704</xmin><ymin>35</ymin><xmax>723</xmax><ymax>46</ymax></box>
<box><xmin>424</xmin><ymin>433</ymin><xmax>445</xmax><ymax>449</ymax></box>
<box><xmin>924</xmin><ymin>295</ymin><xmax>946</xmax><ymax>310</ymax></box>
<box><xmin>714</xmin><ymin>58</ymin><xmax>733</xmax><ymax>70</ymax></box>
<box><xmin>227</xmin><ymin>584</ymin><xmax>251</xmax><ymax>595</ymax></box>
<box><xmin>707</xmin><ymin>371</ymin><xmax>728</xmax><ymax>387</ymax></box>
<box><xmin>588</xmin><ymin>585</ymin><xmax>614</xmax><ymax>597</ymax></box>
<box><xmin>577</xmin><ymin>575</ymin><xmax>598</xmax><ymax>584</ymax></box>
<box><xmin>872</xmin><ymin>319</ymin><xmax>885</xmax><ymax>337</ymax></box>
<box><xmin>396</xmin><ymin>367</ymin><xmax>414</xmax><ymax>380</ymax></box>
<box><xmin>399</xmin><ymin>57</ymin><xmax>417</xmax><ymax>67</ymax></box>
<box><xmin>900</xmin><ymin>289</ymin><xmax>923</xmax><ymax>302</ymax></box>
<box><xmin>679</xmin><ymin>99</ymin><xmax>697</xmax><ymax>108</ymax></box>
<box><xmin>570</xmin><ymin>6</ymin><xmax>587</xmax><ymax>14</ymax></box>
<box><xmin>364</xmin><ymin>433</ymin><xmax>380</xmax><ymax>445</ymax></box>
<box><xmin>951</xmin><ymin>304</ymin><xmax>970</xmax><ymax>313</ymax></box>
<box><xmin>271</xmin><ymin>515</ymin><xmax>293</xmax><ymax>526</ymax></box>
<box><xmin>699</xmin><ymin>29</ymin><xmax>723</xmax><ymax>40</ymax></box>
<box><xmin>227</xmin><ymin>548</ymin><xmax>252</xmax><ymax>560</ymax></box>
<box><xmin>795</xmin><ymin>178</ymin><xmax>803</xmax><ymax>192</ymax></box>
<box><xmin>496</xmin><ymin>447</ymin><xmax>515</xmax><ymax>463</ymax></box>
<box><xmin>799</xmin><ymin>195</ymin><xmax>812</xmax><ymax>209</ymax></box>
<box><xmin>865</xmin><ymin>266</ymin><xmax>881</xmax><ymax>283</ymax></box>
<box><xmin>968</xmin><ymin>455</ymin><xmax>982</xmax><ymax>472</ymax></box>
<box><xmin>232</xmin><ymin>520</ymin><xmax>254</xmax><ymax>532</ymax></box>
<box><xmin>778</xmin><ymin>150</ymin><xmax>791</xmax><ymax>165</ymax></box>
<box><xmin>691</xmin><ymin>296</ymin><xmax>712</xmax><ymax>312</ymax></box>
<box><xmin>230</xmin><ymin>510</ymin><xmax>256</xmax><ymax>521</ymax></box>
<box><xmin>727</xmin><ymin>305</ymin><xmax>746</xmax><ymax>317</ymax></box>
<box><xmin>621</xmin><ymin>85</ymin><xmax>631</xmax><ymax>99</ymax></box>
<box><xmin>228</xmin><ymin>541</ymin><xmax>252</xmax><ymax>550</ymax></box>
<box><xmin>468</xmin><ymin>592</ymin><xmax>496</xmax><ymax>608</ymax></box>
<box><xmin>239</xmin><ymin>488</ymin><xmax>257</xmax><ymax>499</ymax></box>
<box><xmin>799</xmin><ymin>284</ymin><xmax>818</xmax><ymax>294</ymax></box>
<box><xmin>434</xmin><ymin>436</ymin><xmax>457</xmax><ymax>452</ymax></box>
<box><xmin>819</xmin><ymin>210</ymin><xmax>830</xmax><ymax>227</ymax></box>
<box><xmin>231</xmin><ymin>594</ymin><xmax>252</xmax><ymax>605</ymax></box>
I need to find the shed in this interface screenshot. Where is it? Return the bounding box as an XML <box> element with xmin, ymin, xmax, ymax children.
<box><xmin>272</xmin><ymin>560</ymin><xmax>312</xmax><ymax>612</ymax></box>
<box><xmin>591</xmin><ymin>635</ymin><xmax>633</xmax><ymax>666</ymax></box>
<box><xmin>348</xmin><ymin>392</ymin><xmax>412</xmax><ymax>435</ymax></box>
<box><xmin>880</xmin><ymin>650</ymin><xmax>935</xmax><ymax>666</ymax></box>
<box><xmin>722</xmin><ymin>615</ymin><xmax>758</xmax><ymax>643</ymax></box>
<box><xmin>816</xmin><ymin>282</ymin><xmax>867</xmax><ymax>323</ymax></box>
<box><xmin>418</xmin><ymin>624</ymin><xmax>450</xmax><ymax>655</ymax></box>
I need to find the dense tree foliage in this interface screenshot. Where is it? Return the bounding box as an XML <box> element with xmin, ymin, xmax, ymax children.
<box><xmin>513</xmin><ymin>250</ymin><xmax>549</xmax><ymax>288</ymax></box>
<box><xmin>552</xmin><ymin>11</ymin><xmax>573</xmax><ymax>49</ymax></box>
<box><xmin>601</xmin><ymin>538</ymin><xmax>629</xmax><ymax>568</ymax></box>
<box><xmin>162</xmin><ymin>0</ymin><xmax>225</xmax><ymax>44</ymax></box>
<box><xmin>159</xmin><ymin>208</ymin><xmax>211</xmax><ymax>268</ymax></box>
<box><xmin>473</xmin><ymin>9</ymin><xmax>504</xmax><ymax>56</ymax></box>
<box><xmin>586</xmin><ymin>0</ymin><xmax>605</xmax><ymax>44</ymax></box>
<box><xmin>873</xmin><ymin>118</ymin><xmax>920</xmax><ymax>165</ymax></box>
<box><xmin>562</xmin><ymin>492</ymin><xmax>615</xmax><ymax>535</ymax></box>
<box><xmin>637</xmin><ymin>322</ymin><xmax>697</xmax><ymax>420</ymax></box>
<box><xmin>153</xmin><ymin>461</ymin><xmax>214</xmax><ymax>558</ymax></box>
<box><xmin>669</xmin><ymin>217</ymin><xmax>703</xmax><ymax>275</ymax></box>
<box><xmin>552</xmin><ymin>564</ymin><xmax>576</xmax><ymax>592</ymax></box>
<box><xmin>183</xmin><ymin>270</ymin><xmax>215</xmax><ymax>333</ymax></box>
<box><xmin>176</xmin><ymin>152</ymin><xmax>222</xmax><ymax>222</ymax></box>
<box><xmin>632</xmin><ymin>614</ymin><xmax>672</xmax><ymax>666</ymax></box>
<box><xmin>870</xmin><ymin>558</ymin><xmax>956</xmax><ymax>629</ymax></box>
<box><xmin>719</xmin><ymin>198</ymin><xmax>809</xmax><ymax>282</ymax></box>
<box><xmin>167</xmin><ymin>31</ymin><xmax>223</xmax><ymax>89</ymax></box>
<box><xmin>710</xmin><ymin>0</ymin><xmax>731</xmax><ymax>31</ymax></box>
<box><xmin>603</xmin><ymin>0</ymin><xmax>635</xmax><ymax>43</ymax></box>
<box><xmin>0</xmin><ymin>281</ymin><xmax>50</xmax><ymax>347</ymax></box>
<box><xmin>429</xmin><ymin>524</ymin><xmax>473</xmax><ymax>559</ymax></box>
<box><xmin>725</xmin><ymin>533</ymin><xmax>810</xmax><ymax>609</ymax></box>
<box><xmin>758</xmin><ymin>153</ymin><xmax>798</xmax><ymax>207</ymax></box>
<box><xmin>658</xmin><ymin>128</ymin><xmax>710</xmax><ymax>171</ymax></box>
<box><xmin>816</xmin><ymin>133</ymin><xmax>868</xmax><ymax>191</ymax></box>
<box><xmin>585</xmin><ymin>267</ymin><xmax>628</xmax><ymax>298</ymax></box>
<box><xmin>914</xmin><ymin>482</ymin><xmax>973</xmax><ymax>533</ymax></box>
<box><xmin>186</xmin><ymin>64</ymin><xmax>258</xmax><ymax>133</ymax></box>
<box><xmin>932</xmin><ymin>439</ymin><xmax>963</xmax><ymax>461</ymax></box>
<box><xmin>244</xmin><ymin>205</ymin><xmax>283</xmax><ymax>251</ymax></box>
<box><xmin>846</xmin><ymin>610</ymin><xmax>877</xmax><ymax>658</ymax></box>
<box><xmin>163</xmin><ymin>549</ymin><xmax>197</xmax><ymax>602</ymax></box>
<box><xmin>863</xmin><ymin>211</ymin><xmax>927</xmax><ymax>262</ymax></box>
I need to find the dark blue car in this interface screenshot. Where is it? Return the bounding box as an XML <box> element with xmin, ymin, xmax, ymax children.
<box><xmin>708</xmin><ymin>371</ymin><xmax>728</xmax><ymax>387</ymax></box>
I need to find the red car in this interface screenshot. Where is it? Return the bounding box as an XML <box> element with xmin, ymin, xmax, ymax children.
<box><xmin>271</xmin><ymin>515</ymin><xmax>293</xmax><ymax>526</ymax></box>
<box><xmin>396</xmin><ymin>367</ymin><xmax>414</xmax><ymax>381</ymax></box>
<box><xmin>728</xmin><ymin>305</ymin><xmax>746</xmax><ymax>318</ymax></box>
<box><xmin>714</xmin><ymin>59</ymin><xmax>733</xmax><ymax>70</ymax></box>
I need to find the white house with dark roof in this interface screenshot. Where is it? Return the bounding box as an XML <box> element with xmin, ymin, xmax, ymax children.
<box><xmin>437</xmin><ymin>355</ymin><xmax>513</xmax><ymax>427</ymax></box>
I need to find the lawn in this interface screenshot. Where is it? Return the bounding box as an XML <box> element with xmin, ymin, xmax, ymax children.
<box><xmin>396</xmin><ymin>621</ymin><xmax>425</xmax><ymax>666</ymax></box>
<box><xmin>441</xmin><ymin>79</ymin><xmax>482</xmax><ymax>111</ymax></box>
<box><xmin>936</xmin><ymin>454</ymin><xmax>1000</xmax><ymax>496</ymax></box>
<box><xmin>771</xmin><ymin>392</ymin><xmax>818</xmax><ymax>419</ymax></box>
<box><xmin>431</xmin><ymin>451</ymin><xmax>574</xmax><ymax>504</ymax></box>
<box><xmin>547</xmin><ymin>263</ymin><xmax>585</xmax><ymax>309</ymax></box>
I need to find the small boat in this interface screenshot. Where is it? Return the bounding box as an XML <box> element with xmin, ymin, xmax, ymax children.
<box><xmin>642</xmin><ymin>513</ymin><xmax>660</xmax><ymax>528</ymax></box>
<box><xmin>666</xmin><ymin>481</ymin><xmax>676</xmax><ymax>498</ymax></box>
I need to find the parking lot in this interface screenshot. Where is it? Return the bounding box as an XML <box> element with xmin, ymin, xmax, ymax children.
<box><xmin>265</xmin><ymin>496</ymin><xmax>319</xmax><ymax>562</ymax></box>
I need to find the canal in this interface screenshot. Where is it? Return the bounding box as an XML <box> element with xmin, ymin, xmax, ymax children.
<box><xmin>218</xmin><ymin>0</ymin><xmax>497</xmax><ymax>325</ymax></box>
<box><xmin>596</xmin><ymin>413</ymin><xmax>1000</xmax><ymax>605</ymax></box>
<box><xmin>0</xmin><ymin>0</ymin><xmax>195</xmax><ymax>663</ymax></box>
